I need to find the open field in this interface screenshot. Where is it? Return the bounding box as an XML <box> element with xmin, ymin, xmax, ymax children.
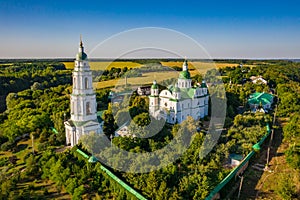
<box><xmin>64</xmin><ymin>60</ymin><xmax>255</xmax><ymax>71</ymax></box>
<box><xmin>63</xmin><ymin>61</ymin><xmax>142</xmax><ymax>70</ymax></box>
<box><xmin>93</xmin><ymin>69</ymin><xmax>201</xmax><ymax>89</ymax></box>
<box><xmin>161</xmin><ymin>61</ymin><xmax>255</xmax><ymax>69</ymax></box>
<box><xmin>68</xmin><ymin>60</ymin><xmax>257</xmax><ymax>89</ymax></box>
<box><xmin>94</xmin><ymin>71</ymin><xmax>178</xmax><ymax>89</ymax></box>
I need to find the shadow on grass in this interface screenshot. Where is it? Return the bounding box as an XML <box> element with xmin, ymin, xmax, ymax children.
<box><xmin>13</xmin><ymin>144</ymin><xmax>28</xmax><ymax>153</ymax></box>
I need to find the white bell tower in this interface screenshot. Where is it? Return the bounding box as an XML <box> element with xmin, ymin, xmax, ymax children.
<box><xmin>64</xmin><ymin>37</ymin><xmax>102</xmax><ymax>147</ymax></box>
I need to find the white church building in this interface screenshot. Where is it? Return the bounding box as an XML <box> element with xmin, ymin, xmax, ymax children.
<box><xmin>149</xmin><ymin>60</ymin><xmax>209</xmax><ymax>124</ymax></box>
<box><xmin>64</xmin><ymin>39</ymin><xmax>102</xmax><ymax>146</ymax></box>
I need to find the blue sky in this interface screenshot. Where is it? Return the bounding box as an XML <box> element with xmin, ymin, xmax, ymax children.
<box><xmin>0</xmin><ymin>0</ymin><xmax>299</xmax><ymax>58</ymax></box>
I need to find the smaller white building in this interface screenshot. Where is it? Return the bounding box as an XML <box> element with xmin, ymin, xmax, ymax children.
<box><xmin>114</xmin><ymin>122</ymin><xmax>130</xmax><ymax>137</ymax></box>
<box><xmin>230</xmin><ymin>154</ymin><xmax>243</xmax><ymax>167</ymax></box>
<box><xmin>250</xmin><ymin>76</ymin><xmax>267</xmax><ymax>85</ymax></box>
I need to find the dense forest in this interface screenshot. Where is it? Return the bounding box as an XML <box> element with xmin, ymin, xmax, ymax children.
<box><xmin>0</xmin><ymin>60</ymin><xmax>299</xmax><ymax>199</ymax></box>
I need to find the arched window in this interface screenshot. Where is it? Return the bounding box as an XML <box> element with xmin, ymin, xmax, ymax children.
<box><xmin>73</xmin><ymin>77</ymin><xmax>76</xmax><ymax>89</ymax></box>
<box><xmin>86</xmin><ymin>102</ymin><xmax>91</xmax><ymax>115</ymax></box>
<box><xmin>78</xmin><ymin>104</ymin><xmax>81</xmax><ymax>113</ymax></box>
<box><xmin>85</xmin><ymin>77</ymin><xmax>88</xmax><ymax>89</ymax></box>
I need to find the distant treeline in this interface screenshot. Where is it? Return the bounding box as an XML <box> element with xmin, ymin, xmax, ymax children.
<box><xmin>0</xmin><ymin>62</ymin><xmax>71</xmax><ymax>112</ymax></box>
<box><xmin>1</xmin><ymin>58</ymin><xmax>299</xmax><ymax>64</ymax></box>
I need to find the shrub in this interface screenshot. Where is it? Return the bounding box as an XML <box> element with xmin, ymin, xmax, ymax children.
<box><xmin>276</xmin><ymin>174</ymin><xmax>296</xmax><ymax>200</ymax></box>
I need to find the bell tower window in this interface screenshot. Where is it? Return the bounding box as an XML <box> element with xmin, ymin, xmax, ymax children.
<box><xmin>86</xmin><ymin>102</ymin><xmax>91</xmax><ymax>115</ymax></box>
<box><xmin>73</xmin><ymin>77</ymin><xmax>76</xmax><ymax>89</ymax></box>
<box><xmin>85</xmin><ymin>77</ymin><xmax>88</xmax><ymax>89</ymax></box>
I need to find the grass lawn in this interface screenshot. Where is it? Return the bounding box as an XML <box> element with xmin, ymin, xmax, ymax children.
<box><xmin>0</xmin><ymin>138</ymin><xmax>34</xmax><ymax>170</ymax></box>
<box><xmin>16</xmin><ymin>178</ymin><xmax>71</xmax><ymax>199</ymax></box>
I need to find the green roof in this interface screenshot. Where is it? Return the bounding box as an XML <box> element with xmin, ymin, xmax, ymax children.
<box><xmin>248</xmin><ymin>92</ymin><xmax>273</xmax><ymax>106</ymax></box>
<box><xmin>151</xmin><ymin>80</ymin><xmax>158</xmax><ymax>89</ymax></box>
<box><xmin>76</xmin><ymin>40</ymin><xmax>88</xmax><ymax>61</ymax></box>
<box><xmin>230</xmin><ymin>154</ymin><xmax>243</xmax><ymax>161</ymax></box>
<box><xmin>88</xmin><ymin>155</ymin><xmax>98</xmax><ymax>163</ymax></box>
<box><xmin>173</xmin><ymin>86</ymin><xmax>180</xmax><ymax>92</ymax></box>
<box><xmin>76</xmin><ymin>51</ymin><xmax>88</xmax><ymax>60</ymax></box>
<box><xmin>151</xmin><ymin>84</ymin><xmax>158</xmax><ymax>89</ymax></box>
<box><xmin>180</xmin><ymin>88</ymin><xmax>196</xmax><ymax>99</ymax></box>
<box><xmin>179</xmin><ymin>70</ymin><xmax>191</xmax><ymax>79</ymax></box>
<box><xmin>168</xmin><ymin>85</ymin><xmax>179</xmax><ymax>93</ymax></box>
<box><xmin>252</xmin><ymin>143</ymin><xmax>261</xmax><ymax>151</ymax></box>
<box><xmin>72</xmin><ymin>119</ymin><xmax>99</xmax><ymax>127</ymax></box>
<box><xmin>73</xmin><ymin>120</ymin><xmax>88</xmax><ymax>127</ymax></box>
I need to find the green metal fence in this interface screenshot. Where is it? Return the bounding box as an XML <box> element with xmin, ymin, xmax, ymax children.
<box><xmin>76</xmin><ymin>122</ymin><xmax>271</xmax><ymax>200</ymax></box>
<box><xmin>205</xmin><ymin>123</ymin><xmax>271</xmax><ymax>200</ymax></box>
<box><xmin>75</xmin><ymin>149</ymin><xmax>147</xmax><ymax>200</ymax></box>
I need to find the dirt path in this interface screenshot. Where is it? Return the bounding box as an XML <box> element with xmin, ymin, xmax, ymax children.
<box><xmin>238</xmin><ymin>117</ymin><xmax>299</xmax><ymax>199</ymax></box>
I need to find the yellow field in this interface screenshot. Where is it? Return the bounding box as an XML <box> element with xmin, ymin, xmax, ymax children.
<box><xmin>63</xmin><ymin>61</ymin><xmax>142</xmax><ymax>70</ymax></box>
<box><xmin>93</xmin><ymin>71</ymin><xmax>185</xmax><ymax>89</ymax></box>
<box><xmin>67</xmin><ymin>60</ymin><xmax>256</xmax><ymax>89</ymax></box>
<box><xmin>64</xmin><ymin>60</ymin><xmax>253</xmax><ymax>71</ymax></box>
<box><xmin>93</xmin><ymin>62</ymin><xmax>221</xmax><ymax>89</ymax></box>
<box><xmin>161</xmin><ymin>61</ymin><xmax>254</xmax><ymax>69</ymax></box>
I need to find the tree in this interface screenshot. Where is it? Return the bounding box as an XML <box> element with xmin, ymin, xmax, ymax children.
<box><xmin>25</xmin><ymin>154</ymin><xmax>38</xmax><ymax>175</ymax></box>
<box><xmin>72</xmin><ymin>185</ymin><xmax>85</xmax><ymax>200</ymax></box>
<box><xmin>102</xmin><ymin>103</ymin><xmax>117</xmax><ymax>136</ymax></box>
<box><xmin>79</xmin><ymin>132</ymin><xmax>107</xmax><ymax>155</ymax></box>
<box><xmin>31</xmin><ymin>82</ymin><xmax>43</xmax><ymax>91</ymax></box>
<box><xmin>6</xmin><ymin>93</ymin><xmax>18</xmax><ymax>110</ymax></box>
<box><xmin>66</xmin><ymin>178</ymin><xmax>79</xmax><ymax>195</ymax></box>
<box><xmin>132</xmin><ymin>112</ymin><xmax>150</xmax><ymax>127</ymax></box>
<box><xmin>115</xmin><ymin>108</ymin><xmax>130</xmax><ymax>127</ymax></box>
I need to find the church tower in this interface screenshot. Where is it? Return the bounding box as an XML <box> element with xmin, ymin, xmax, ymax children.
<box><xmin>178</xmin><ymin>60</ymin><xmax>192</xmax><ymax>89</ymax></box>
<box><xmin>149</xmin><ymin>80</ymin><xmax>159</xmax><ymax>116</ymax></box>
<box><xmin>64</xmin><ymin>38</ymin><xmax>102</xmax><ymax>147</ymax></box>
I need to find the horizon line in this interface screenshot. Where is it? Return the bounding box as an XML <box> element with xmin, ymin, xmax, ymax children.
<box><xmin>0</xmin><ymin>57</ymin><xmax>299</xmax><ymax>61</ymax></box>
